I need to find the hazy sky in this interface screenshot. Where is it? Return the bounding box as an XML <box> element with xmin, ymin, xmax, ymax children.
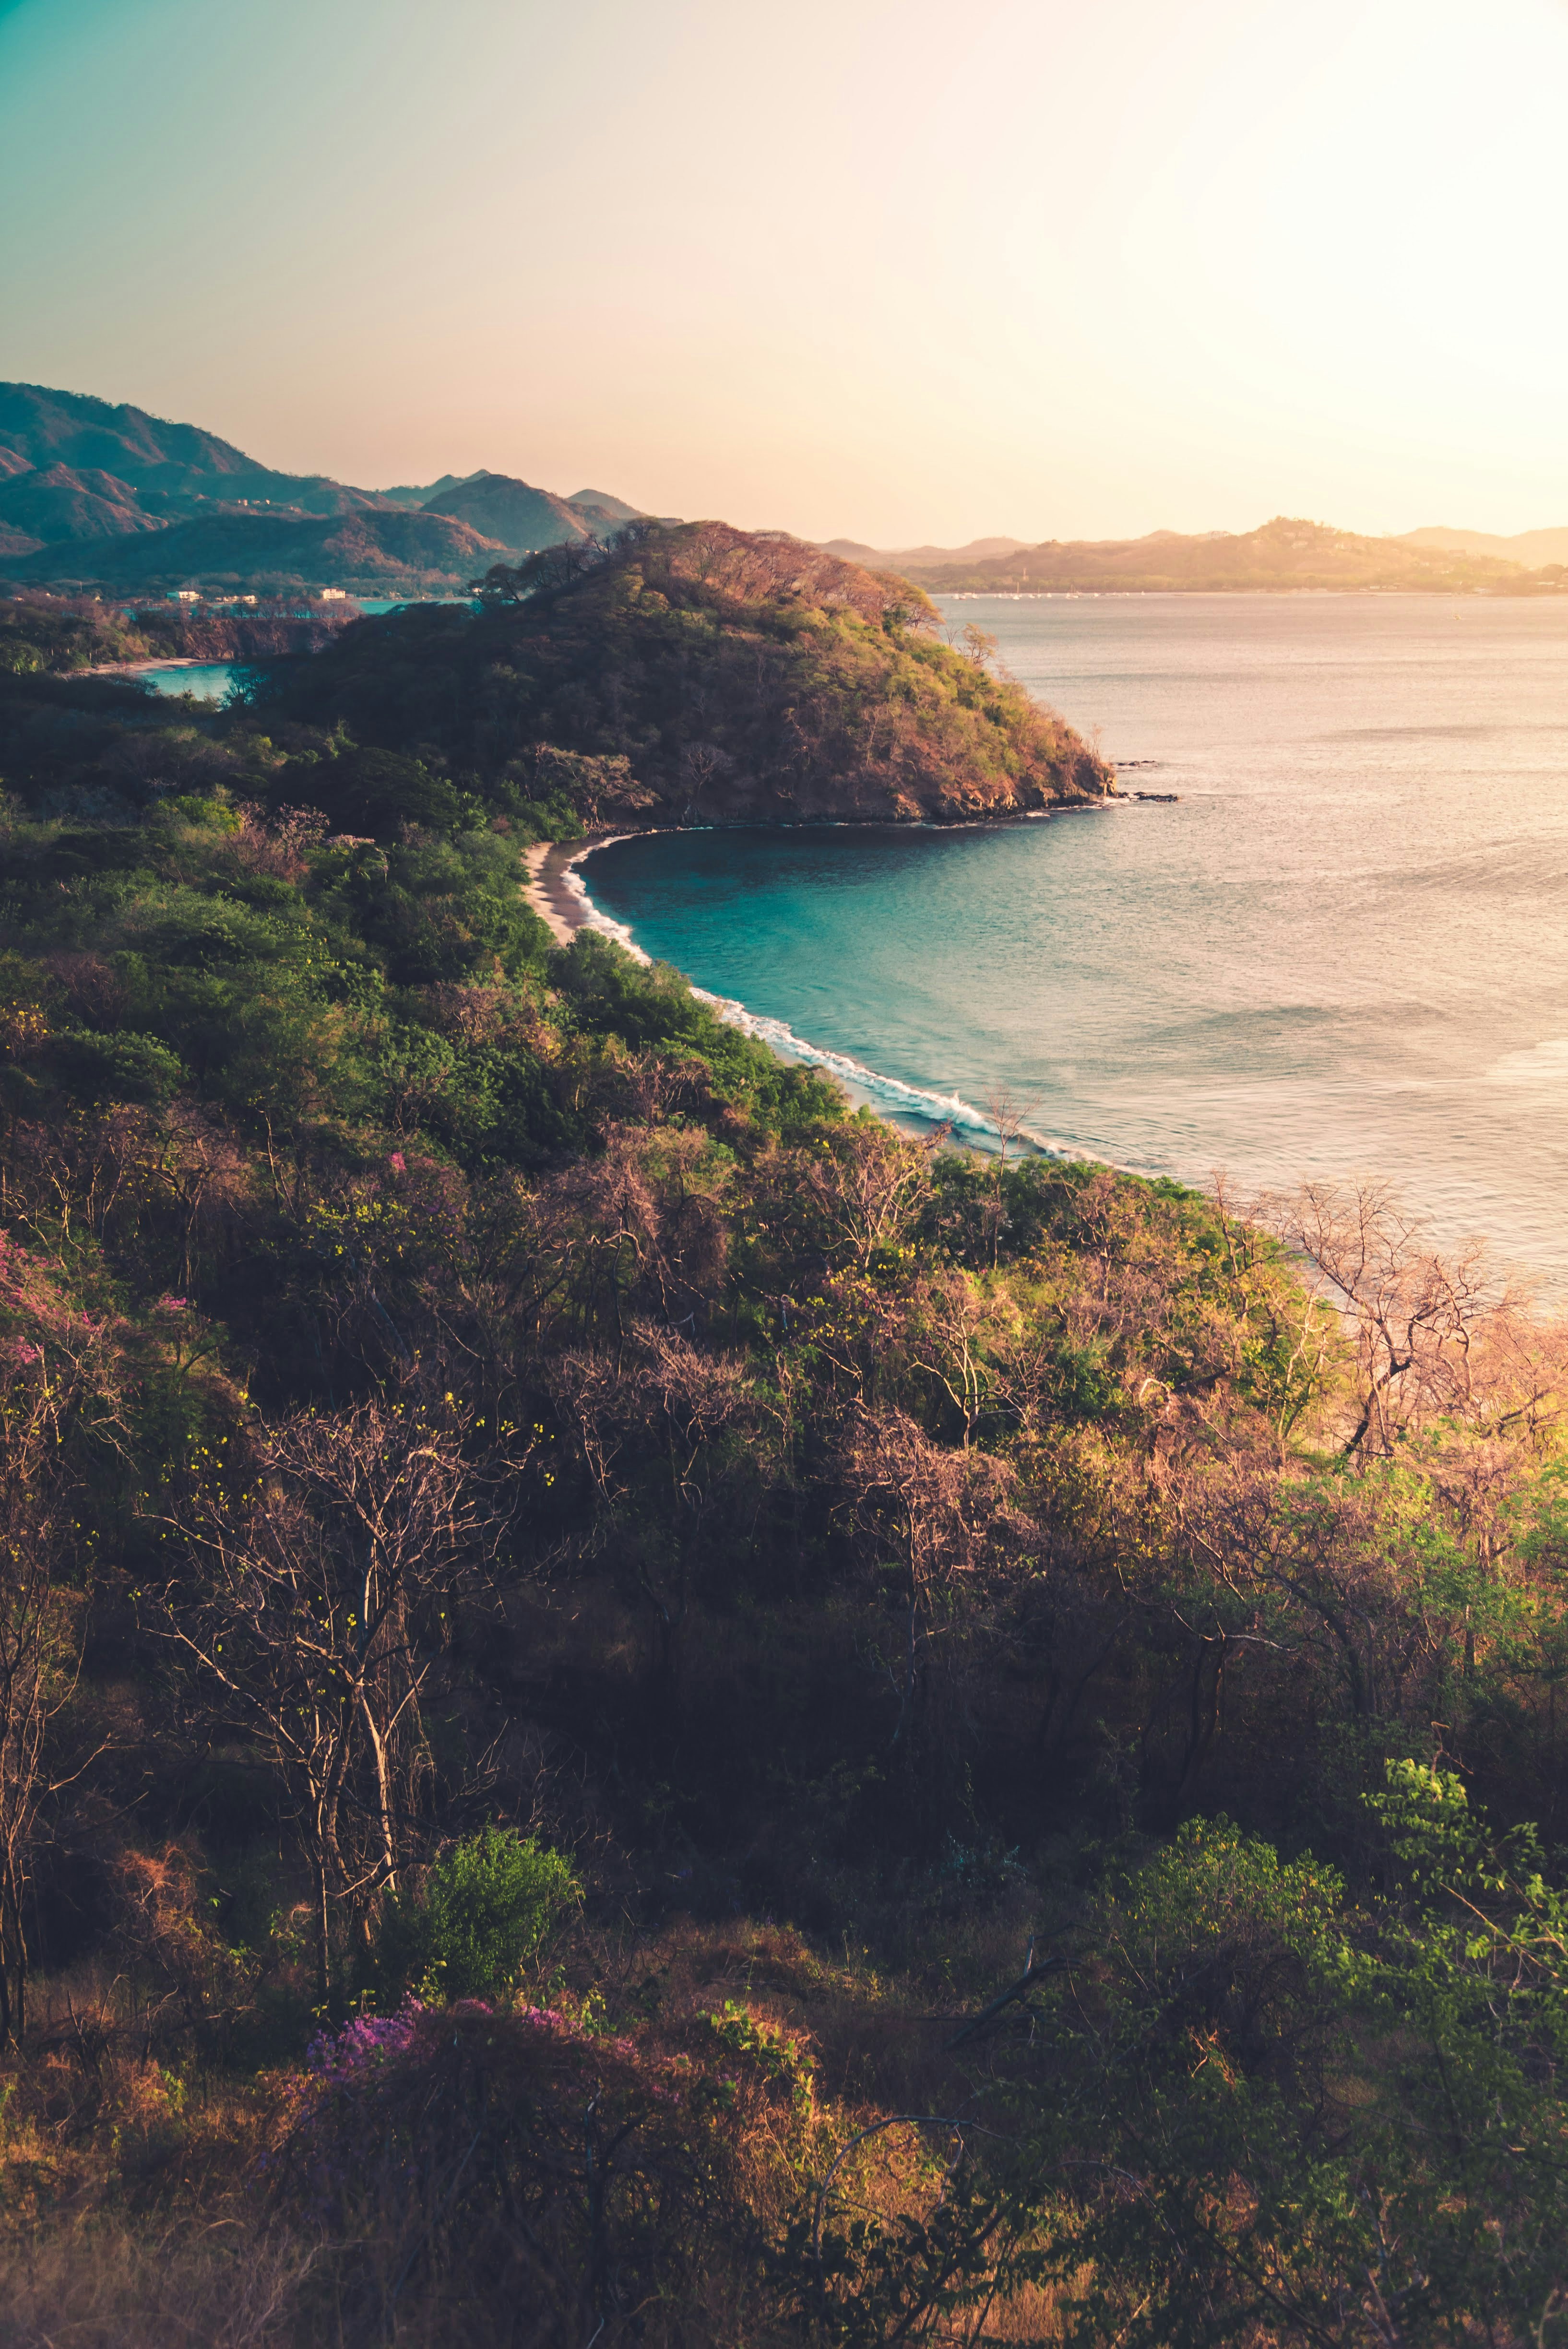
<box><xmin>2</xmin><ymin>0</ymin><xmax>1566</xmax><ymax>545</ymax></box>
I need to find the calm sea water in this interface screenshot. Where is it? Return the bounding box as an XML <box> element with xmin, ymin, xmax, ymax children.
<box><xmin>580</xmin><ymin>594</ymin><xmax>1568</xmax><ymax>1289</ymax></box>
<box><xmin>142</xmin><ymin>661</ymin><xmax>242</xmax><ymax>700</ymax></box>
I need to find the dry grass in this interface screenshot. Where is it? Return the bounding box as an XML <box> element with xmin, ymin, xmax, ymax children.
<box><xmin>0</xmin><ymin>2220</ymin><xmax>314</xmax><ymax>2349</ymax></box>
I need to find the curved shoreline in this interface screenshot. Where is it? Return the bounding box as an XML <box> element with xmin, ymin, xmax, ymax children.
<box><xmin>523</xmin><ymin>828</ymin><xmax>1058</xmax><ymax>1151</ymax></box>
<box><xmin>55</xmin><ymin>654</ymin><xmax>221</xmax><ymax>680</ymax></box>
<box><xmin>522</xmin><ymin>838</ymin><xmax>588</xmax><ymax>945</ymax></box>
<box><xmin>523</xmin><ymin>832</ymin><xmax>648</xmax><ymax>946</ymax></box>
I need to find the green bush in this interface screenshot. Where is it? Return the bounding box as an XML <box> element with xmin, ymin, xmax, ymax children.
<box><xmin>370</xmin><ymin>1827</ymin><xmax>580</xmax><ymax>2007</ymax></box>
<box><xmin>53</xmin><ymin>1025</ymin><xmax>186</xmax><ymax>1105</ymax></box>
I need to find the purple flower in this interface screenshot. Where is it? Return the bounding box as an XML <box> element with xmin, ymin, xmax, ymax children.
<box><xmin>306</xmin><ymin>1998</ymin><xmax>425</xmax><ymax>2077</ymax></box>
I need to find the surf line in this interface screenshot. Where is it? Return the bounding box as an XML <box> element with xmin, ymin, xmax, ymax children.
<box><xmin>529</xmin><ymin>834</ymin><xmax>1081</xmax><ymax>1156</ymax></box>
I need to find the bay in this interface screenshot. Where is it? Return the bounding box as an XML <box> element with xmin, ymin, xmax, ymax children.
<box><xmin>579</xmin><ymin>593</ymin><xmax>1568</xmax><ymax>1289</ymax></box>
<box><xmin>141</xmin><ymin>660</ymin><xmax>243</xmax><ymax>699</ymax></box>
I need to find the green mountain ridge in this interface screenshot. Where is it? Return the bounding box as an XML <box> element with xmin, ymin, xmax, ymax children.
<box><xmin>421</xmin><ymin>470</ymin><xmax>606</xmax><ymax>554</ymax></box>
<box><xmin>7</xmin><ymin>506</ymin><xmax>510</xmax><ymax>595</ymax></box>
<box><xmin>0</xmin><ymin>461</ymin><xmax>168</xmax><ymax>549</ymax></box>
<box><xmin>0</xmin><ymin>384</ymin><xmax>651</xmax><ymax>591</ymax></box>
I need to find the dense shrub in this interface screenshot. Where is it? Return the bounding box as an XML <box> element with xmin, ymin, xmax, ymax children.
<box><xmin>275</xmin><ymin>2001</ymin><xmax>759</xmax><ymax>2346</ymax></box>
<box><xmin>369</xmin><ymin>1827</ymin><xmax>580</xmax><ymax>2005</ymax></box>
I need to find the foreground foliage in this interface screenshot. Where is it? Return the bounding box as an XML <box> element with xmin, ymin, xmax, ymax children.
<box><xmin>0</xmin><ymin>579</ymin><xmax>1566</xmax><ymax>2341</ymax></box>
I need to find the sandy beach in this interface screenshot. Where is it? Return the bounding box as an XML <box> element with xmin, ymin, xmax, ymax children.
<box><xmin>523</xmin><ymin>836</ymin><xmax>614</xmax><ymax>944</ymax></box>
<box><xmin>59</xmin><ymin>655</ymin><xmax>216</xmax><ymax>680</ymax></box>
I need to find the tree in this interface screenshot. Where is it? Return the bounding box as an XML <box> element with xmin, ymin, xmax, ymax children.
<box><xmin>370</xmin><ymin>1824</ymin><xmax>580</xmax><ymax>2005</ymax></box>
<box><xmin>156</xmin><ymin>1392</ymin><xmax>503</xmax><ymax>2006</ymax></box>
<box><xmin>0</xmin><ymin>1233</ymin><xmax>122</xmax><ymax>2043</ymax></box>
<box><xmin>0</xmin><ymin>1479</ymin><xmax>83</xmax><ymax>2045</ymax></box>
<box><xmin>840</xmin><ymin>1402</ymin><xmax>1014</xmax><ymax>1759</ymax></box>
<box><xmin>1268</xmin><ymin>1182</ymin><xmax>1562</xmax><ymax>1461</ymax></box>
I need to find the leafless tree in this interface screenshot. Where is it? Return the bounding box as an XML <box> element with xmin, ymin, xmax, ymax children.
<box><xmin>981</xmin><ymin>1086</ymin><xmax>1041</xmax><ymax>1267</ymax></box>
<box><xmin>912</xmin><ymin>1269</ymin><xmax>1017</xmax><ymax>1451</ymax></box>
<box><xmin>0</xmin><ymin>1238</ymin><xmax>125</xmax><ymax>2042</ymax></box>
<box><xmin>1264</xmin><ymin>1182</ymin><xmax>1562</xmax><ymax>1460</ymax></box>
<box><xmin>155</xmin><ymin>1393</ymin><xmax>504</xmax><ymax>2004</ymax></box>
<box><xmin>678</xmin><ymin>739</ymin><xmax>734</xmax><ymax>822</ymax></box>
<box><xmin>800</xmin><ymin>1124</ymin><xmax>934</xmax><ymax>1280</ymax></box>
<box><xmin>551</xmin><ymin>1324</ymin><xmax>754</xmax><ymax>1683</ymax></box>
<box><xmin>0</xmin><ymin>1495</ymin><xmax>84</xmax><ymax>2044</ymax></box>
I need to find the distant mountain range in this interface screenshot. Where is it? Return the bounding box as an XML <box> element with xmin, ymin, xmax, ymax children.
<box><xmin>0</xmin><ymin>384</ymin><xmax>657</xmax><ymax>593</ymax></box>
<box><xmin>3</xmin><ymin>383</ymin><xmax>1564</xmax><ymax>600</ymax></box>
<box><xmin>826</xmin><ymin>516</ymin><xmax>1568</xmax><ymax>594</ymax></box>
<box><xmin>822</xmin><ymin>535</ymin><xmax>1033</xmax><ymax>569</ymax></box>
<box><xmin>1400</xmin><ymin>523</ymin><xmax>1568</xmax><ymax>567</ymax></box>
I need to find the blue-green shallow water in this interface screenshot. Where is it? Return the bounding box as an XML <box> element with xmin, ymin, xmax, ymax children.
<box><xmin>580</xmin><ymin>593</ymin><xmax>1568</xmax><ymax>1288</ymax></box>
<box><xmin>142</xmin><ymin>662</ymin><xmax>244</xmax><ymax>699</ymax></box>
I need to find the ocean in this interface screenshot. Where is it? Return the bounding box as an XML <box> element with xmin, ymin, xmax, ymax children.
<box><xmin>578</xmin><ymin>593</ymin><xmax>1568</xmax><ymax>1290</ymax></box>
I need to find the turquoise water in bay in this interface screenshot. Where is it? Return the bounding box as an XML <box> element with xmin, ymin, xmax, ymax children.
<box><xmin>580</xmin><ymin>593</ymin><xmax>1568</xmax><ymax>1288</ymax></box>
<box><xmin>142</xmin><ymin>661</ymin><xmax>243</xmax><ymax>700</ymax></box>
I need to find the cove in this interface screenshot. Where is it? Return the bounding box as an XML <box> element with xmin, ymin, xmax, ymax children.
<box><xmin>580</xmin><ymin>592</ymin><xmax>1568</xmax><ymax>1289</ymax></box>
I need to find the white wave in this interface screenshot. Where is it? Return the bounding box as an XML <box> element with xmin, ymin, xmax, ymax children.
<box><xmin>560</xmin><ymin>862</ymin><xmax>652</xmax><ymax>962</ymax></box>
<box><xmin>685</xmin><ymin>984</ymin><xmax>1001</xmax><ymax>1133</ymax></box>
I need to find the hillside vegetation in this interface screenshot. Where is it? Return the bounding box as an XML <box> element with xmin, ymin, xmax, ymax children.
<box><xmin>0</xmin><ymin>585</ymin><xmax>1567</xmax><ymax>2344</ymax></box>
<box><xmin>258</xmin><ymin>520</ymin><xmax>1112</xmax><ymax>823</ymax></box>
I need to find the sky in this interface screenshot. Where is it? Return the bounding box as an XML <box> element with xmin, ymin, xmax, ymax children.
<box><xmin>1</xmin><ymin>0</ymin><xmax>1567</xmax><ymax>547</ymax></box>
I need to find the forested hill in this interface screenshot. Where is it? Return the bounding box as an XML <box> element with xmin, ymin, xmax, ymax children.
<box><xmin>0</xmin><ymin>384</ymin><xmax>650</xmax><ymax>590</ymax></box>
<box><xmin>11</xmin><ymin>506</ymin><xmax>510</xmax><ymax>596</ymax></box>
<box><xmin>256</xmin><ymin>518</ymin><xmax>1113</xmax><ymax>824</ymax></box>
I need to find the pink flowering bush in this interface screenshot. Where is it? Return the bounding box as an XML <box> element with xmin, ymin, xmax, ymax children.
<box><xmin>269</xmin><ymin>1999</ymin><xmax>755</xmax><ymax>2345</ymax></box>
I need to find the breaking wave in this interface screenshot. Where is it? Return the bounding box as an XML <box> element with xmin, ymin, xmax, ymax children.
<box><xmin>561</xmin><ymin>860</ymin><xmax>650</xmax><ymax>961</ymax></box>
<box><xmin>686</xmin><ymin>986</ymin><xmax>1002</xmax><ymax>1135</ymax></box>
